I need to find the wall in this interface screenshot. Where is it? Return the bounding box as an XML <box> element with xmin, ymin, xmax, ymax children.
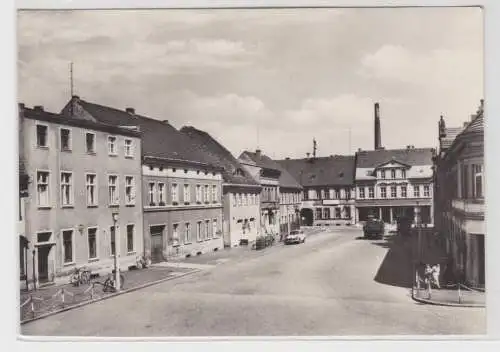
<box><xmin>224</xmin><ymin>188</ymin><xmax>261</xmax><ymax>247</ymax></box>
<box><xmin>22</xmin><ymin>117</ymin><xmax>143</xmax><ymax>288</ymax></box>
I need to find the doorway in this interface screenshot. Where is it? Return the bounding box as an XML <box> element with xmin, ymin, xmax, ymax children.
<box><xmin>37</xmin><ymin>245</ymin><xmax>51</xmax><ymax>283</ymax></box>
<box><xmin>150</xmin><ymin>225</ymin><xmax>165</xmax><ymax>263</ymax></box>
<box><xmin>300</xmin><ymin>208</ymin><xmax>313</xmax><ymax>226</ymax></box>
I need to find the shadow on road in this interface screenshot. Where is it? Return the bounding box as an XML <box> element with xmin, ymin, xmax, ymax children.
<box><xmin>372</xmin><ymin>234</ymin><xmax>414</xmax><ymax>289</ymax></box>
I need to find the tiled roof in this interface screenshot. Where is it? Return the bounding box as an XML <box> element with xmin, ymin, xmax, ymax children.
<box><xmin>241</xmin><ymin>151</ymin><xmax>302</xmax><ymax>189</ymax></box>
<box><xmin>355</xmin><ymin>148</ymin><xmax>434</xmax><ymax>168</ymax></box>
<box><xmin>68</xmin><ymin>99</ymin><xmax>217</xmax><ymax>167</ymax></box>
<box><xmin>21</xmin><ymin>105</ymin><xmax>140</xmax><ymax>137</ymax></box>
<box><xmin>180</xmin><ymin>126</ymin><xmax>260</xmax><ymax>187</ymax></box>
<box><xmin>441</xmin><ymin>127</ymin><xmax>464</xmax><ymax>149</ymax></box>
<box><xmin>462</xmin><ymin>112</ymin><xmax>484</xmax><ymax>135</ymax></box>
<box><xmin>276</xmin><ymin>155</ymin><xmax>356</xmax><ymax>187</ymax></box>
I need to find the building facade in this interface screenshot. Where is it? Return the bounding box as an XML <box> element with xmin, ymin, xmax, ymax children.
<box><xmin>19</xmin><ymin>104</ymin><xmax>143</xmax><ymax>289</ymax></box>
<box><xmin>239</xmin><ymin>150</ymin><xmax>281</xmax><ymax>236</ymax></box>
<box><xmin>355</xmin><ymin>147</ymin><xmax>435</xmax><ymax>226</ymax></box>
<box><xmin>62</xmin><ymin>97</ymin><xmax>225</xmax><ymax>262</ymax></box>
<box><xmin>278</xmin><ymin>155</ymin><xmax>356</xmax><ymax>227</ymax></box>
<box><xmin>434</xmin><ymin>101</ymin><xmax>485</xmax><ymax>287</ymax></box>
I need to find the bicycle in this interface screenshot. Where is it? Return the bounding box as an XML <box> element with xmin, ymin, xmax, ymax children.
<box><xmin>69</xmin><ymin>266</ymin><xmax>91</xmax><ymax>287</ymax></box>
<box><xmin>103</xmin><ymin>269</ymin><xmax>125</xmax><ymax>292</ymax></box>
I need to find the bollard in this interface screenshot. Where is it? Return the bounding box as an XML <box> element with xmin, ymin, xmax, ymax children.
<box><xmin>458</xmin><ymin>284</ymin><xmax>462</xmax><ymax>304</ymax></box>
<box><xmin>30</xmin><ymin>295</ymin><xmax>35</xmax><ymax>318</ymax></box>
<box><xmin>61</xmin><ymin>288</ymin><xmax>65</xmax><ymax>308</ymax></box>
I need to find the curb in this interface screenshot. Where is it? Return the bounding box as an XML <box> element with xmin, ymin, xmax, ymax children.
<box><xmin>20</xmin><ymin>268</ymin><xmax>201</xmax><ymax>325</ymax></box>
<box><xmin>411</xmin><ymin>290</ymin><xmax>485</xmax><ymax>308</ymax></box>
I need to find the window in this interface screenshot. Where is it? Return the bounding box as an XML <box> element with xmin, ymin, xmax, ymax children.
<box><xmin>205</xmin><ymin>220</ymin><xmax>211</xmax><ymax>239</ymax></box>
<box><xmin>62</xmin><ymin>229</ymin><xmax>74</xmax><ymax>264</ymax></box>
<box><xmin>86</xmin><ymin>132</ymin><xmax>96</xmax><ymax>153</ymax></box>
<box><xmin>86</xmin><ymin>174</ymin><xmax>97</xmax><ymax>206</ymax></box>
<box><xmin>391</xmin><ymin>186</ymin><xmax>397</xmax><ymax>198</ymax></box>
<box><xmin>212</xmin><ymin>185</ymin><xmax>217</xmax><ymax>203</ymax></box>
<box><xmin>204</xmin><ymin>185</ymin><xmax>209</xmax><ymax>203</ymax></box>
<box><xmin>108</xmin><ymin>175</ymin><xmax>119</xmax><ymax>205</ymax></box>
<box><xmin>345</xmin><ymin>206</ymin><xmax>351</xmax><ymax>219</ymax></box>
<box><xmin>148</xmin><ymin>182</ymin><xmax>156</xmax><ymax>205</ymax></box>
<box><xmin>237</xmin><ymin>193</ymin><xmax>242</xmax><ymax>206</ymax></box>
<box><xmin>243</xmin><ymin>194</ymin><xmax>247</xmax><ymax>206</ymax></box>
<box><xmin>424</xmin><ymin>185</ymin><xmax>430</xmax><ymax>197</ymax></box>
<box><xmin>110</xmin><ymin>226</ymin><xmax>116</xmax><ymax>256</ymax></box>
<box><xmin>380</xmin><ymin>186</ymin><xmax>387</xmax><ymax>198</ymax></box>
<box><xmin>108</xmin><ymin>136</ymin><xmax>117</xmax><ymax>155</ymax></box>
<box><xmin>172</xmin><ymin>224</ymin><xmax>179</xmax><ymax>244</ymax></box>
<box><xmin>156</xmin><ymin>183</ymin><xmax>165</xmax><ymax>205</ymax></box>
<box><xmin>60</xmin><ymin>128</ymin><xmax>71</xmax><ymax>151</ymax></box>
<box><xmin>380</xmin><ymin>170</ymin><xmax>386</xmax><ymax>179</ymax></box>
<box><xmin>391</xmin><ymin>169</ymin><xmax>396</xmax><ymax>179</ymax></box>
<box><xmin>368</xmin><ymin>187</ymin><xmax>374</xmax><ymax>199</ymax></box>
<box><xmin>232</xmin><ymin>193</ymin><xmax>237</xmax><ymax>207</ymax></box>
<box><xmin>36</xmin><ymin>124</ymin><xmax>48</xmax><ymax>148</ymax></box>
<box><xmin>124</xmin><ymin>139</ymin><xmax>134</xmax><ymax>158</ymax></box>
<box><xmin>473</xmin><ymin>164</ymin><xmax>483</xmax><ymax>198</ymax></box>
<box><xmin>402</xmin><ymin>169</ymin><xmax>406</xmax><ymax>179</ymax></box>
<box><xmin>213</xmin><ymin>219</ymin><xmax>218</xmax><ymax>237</ymax></box>
<box><xmin>185</xmin><ymin>223</ymin><xmax>191</xmax><ymax>243</ymax></box>
<box><xmin>335</xmin><ymin>189</ymin><xmax>340</xmax><ymax>199</ymax></box>
<box><xmin>37</xmin><ymin>171</ymin><xmax>50</xmax><ymax>207</ymax></box>
<box><xmin>320</xmin><ymin>189</ymin><xmax>325</xmax><ymax>199</ymax></box>
<box><xmin>172</xmin><ymin>184</ymin><xmax>178</xmax><ymax>204</ymax></box>
<box><xmin>125</xmin><ymin>176</ymin><xmax>135</xmax><ymax>205</ymax></box>
<box><xmin>335</xmin><ymin>207</ymin><xmax>341</xmax><ymax>218</ymax></box>
<box><xmin>196</xmin><ymin>185</ymin><xmax>202</xmax><ymax>203</ymax></box>
<box><xmin>340</xmin><ymin>189</ymin><xmax>346</xmax><ymax>199</ymax></box>
<box><xmin>359</xmin><ymin>187</ymin><xmax>365</xmax><ymax>199</ymax></box>
<box><xmin>60</xmin><ymin>172</ymin><xmax>73</xmax><ymax>206</ymax></box>
<box><xmin>323</xmin><ymin>208</ymin><xmax>330</xmax><ymax>219</ymax></box>
<box><xmin>414</xmin><ymin>185</ymin><xmax>420</xmax><ymax>197</ymax></box>
<box><xmin>401</xmin><ymin>185</ymin><xmax>407</xmax><ymax>198</ymax></box>
<box><xmin>88</xmin><ymin>228</ymin><xmax>97</xmax><ymax>260</ymax></box>
<box><xmin>315</xmin><ymin>208</ymin><xmax>322</xmax><ymax>220</ymax></box>
<box><xmin>308</xmin><ymin>189</ymin><xmax>317</xmax><ymax>200</ymax></box>
<box><xmin>197</xmin><ymin>221</ymin><xmax>202</xmax><ymax>242</ymax></box>
<box><xmin>184</xmin><ymin>184</ymin><xmax>190</xmax><ymax>203</ymax></box>
<box><xmin>125</xmin><ymin>225</ymin><xmax>134</xmax><ymax>253</ymax></box>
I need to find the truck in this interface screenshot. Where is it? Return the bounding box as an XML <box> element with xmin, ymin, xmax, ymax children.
<box><xmin>363</xmin><ymin>215</ymin><xmax>385</xmax><ymax>239</ymax></box>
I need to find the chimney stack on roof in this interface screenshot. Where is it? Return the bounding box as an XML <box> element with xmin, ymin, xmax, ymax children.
<box><xmin>374</xmin><ymin>102</ymin><xmax>382</xmax><ymax>150</ymax></box>
<box><xmin>285</xmin><ymin>157</ymin><xmax>290</xmax><ymax>160</ymax></box>
<box><xmin>463</xmin><ymin>121</ymin><xmax>469</xmax><ymax>128</ymax></box>
<box><xmin>306</xmin><ymin>152</ymin><xmax>310</xmax><ymax>159</ymax></box>
<box><xmin>162</xmin><ymin>120</ymin><xmax>169</xmax><ymax>125</ymax></box>
<box><xmin>18</xmin><ymin>103</ymin><xmax>25</xmax><ymax>111</ymax></box>
<box><xmin>33</xmin><ymin>105</ymin><xmax>44</xmax><ymax>112</ymax></box>
<box><xmin>125</xmin><ymin>107</ymin><xmax>135</xmax><ymax>115</ymax></box>
<box><xmin>255</xmin><ymin>149</ymin><xmax>262</xmax><ymax>158</ymax></box>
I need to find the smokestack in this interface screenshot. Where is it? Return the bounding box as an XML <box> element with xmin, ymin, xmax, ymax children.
<box><xmin>374</xmin><ymin>102</ymin><xmax>382</xmax><ymax>150</ymax></box>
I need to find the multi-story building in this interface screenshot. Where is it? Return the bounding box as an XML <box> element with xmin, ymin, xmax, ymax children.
<box><xmin>19</xmin><ymin>104</ymin><xmax>143</xmax><ymax>289</ymax></box>
<box><xmin>277</xmin><ymin>155</ymin><xmax>356</xmax><ymax>227</ymax></box>
<box><xmin>274</xmin><ymin>164</ymin><xmax>302</xmax><ymax>237</ymax></box>
<box><xmin>239</xmin><ymin>150</ymin><xmax>281</xmax><ymax>236</ymax></box>
<box><xmin>61</xmin><ymin>97</ymin><xmax>224</xmax><ymax>262</ymax></box>
<box><xmin>354</xmin><ymin>102</ymin><xmax>435</xmax><ymax>226</ymax></box>
<box><xmin>434</xmin><ymin>100</ymin><xmax>485</xmax><ymax>287</ymax></box>
<box><xmin>180</xmin><ymin>126</ymin><xmax>262</xmax><ymax>247</ymax></box>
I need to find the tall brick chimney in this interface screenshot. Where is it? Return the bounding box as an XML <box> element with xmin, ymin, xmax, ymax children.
<box><xmin>374</xmin><ymin>102</ymin><xmax>382</xmax><ymax>150</ymax></box>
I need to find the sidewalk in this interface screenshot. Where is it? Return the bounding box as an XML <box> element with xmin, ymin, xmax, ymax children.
<box><xmin>19</xmin><ymin>265</ymin><xmax>196</xmax><ymax>323</ymax></box>
<box><xmin>413</xmin><ymin>286</ymin><xmax>485</xmax><ymax>307</ymax></box>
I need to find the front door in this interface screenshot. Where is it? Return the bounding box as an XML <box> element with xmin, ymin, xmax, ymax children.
<box><xmin>150</xmin><ymin>226</ymin><xmax>165</xmax><ymax>263</ymax></box>
<box><xmin>37</xmin><ymin>245</ymin><xmax>50</xmax><ymax>283</ymax></box>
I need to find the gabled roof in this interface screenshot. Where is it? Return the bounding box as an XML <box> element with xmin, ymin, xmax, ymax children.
<box><xmin>180</xmin><ymin>126</ymin><xmax>259</xmax><ymax>187</ymax></box>
<box><xmin>240</xmin><ymin>151</ymin><xmax>302</xmax><ymax>189</ymax></box>
<box><xmin>61</xmin><ymin>98</ymin><xmax>218</xmax><ymax>168</ymax></box>
<box><xmin>276</xmin><ymin>155</ymin><xmax>356</xmax><ymax>187</ymax></box>
<box><xmin>373</xmin><ymin>158</ymin><xmax>411</xmax><ymax>170</ymax></box>
<box><xmin>355</xmin><ymin>148</ymin><xmax>434</xmax><ymax>168</ymax></box>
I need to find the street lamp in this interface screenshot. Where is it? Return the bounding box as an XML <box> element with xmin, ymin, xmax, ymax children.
<box><xmin>112</xmin><ymin>211</ymin><xmax>121</xmax><ymax>292</ymax></box>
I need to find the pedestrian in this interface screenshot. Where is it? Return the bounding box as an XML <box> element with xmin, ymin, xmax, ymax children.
<box><xmin>431</xmin><ymin>264</ymin><xmax>441</xmax><ymax>289</ymax></box>
<box><xmin>424</xmin><ymin>264</ymin><xmax>433</xmax><ymax>294</ymax></box>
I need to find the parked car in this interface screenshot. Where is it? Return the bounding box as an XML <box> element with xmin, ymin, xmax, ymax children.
<box><xmin>285</xmin><ymin>230</ymin><xmax>306</xmax><ymax>245</ymax></box>
<box><xmin>363</xmin><ymin>215</ymin><xmax>385</xmax><ymax>239</ymax></box>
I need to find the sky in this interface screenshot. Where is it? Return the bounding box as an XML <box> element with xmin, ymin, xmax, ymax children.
<box><xmin>17</xmin><ymin>7</ymin><xmax>483</xmax><ymax>159</ymax></box>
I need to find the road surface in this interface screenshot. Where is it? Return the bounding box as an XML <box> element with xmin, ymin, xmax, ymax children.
<box><xmin>21</xmin><ymin>228</ymin><xmax>486</xmax><ymax>336</ymax></box>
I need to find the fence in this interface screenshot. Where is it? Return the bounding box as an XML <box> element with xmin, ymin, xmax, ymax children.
<box><xmin>19</xmin><ymin>282</ymin><xmax>111</xmax><ymax>322</ymax></box>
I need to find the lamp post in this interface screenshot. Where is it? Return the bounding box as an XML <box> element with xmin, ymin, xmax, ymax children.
<box><xmin>112</xmin><ymin>212</ymin><xmax>121</xmax><ymax>292</ymax></box>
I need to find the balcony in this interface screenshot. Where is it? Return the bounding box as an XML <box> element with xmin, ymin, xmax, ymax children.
<box><xmin>452</xmin><ymin>198</ymin><xmax>484</xmax><ymax>214</ymax></box>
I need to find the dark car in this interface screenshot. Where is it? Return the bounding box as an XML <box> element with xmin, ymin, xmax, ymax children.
<box><xmin>363</xmin><ymin>216</ymin><xmax>385</xmax><ymax>239</ymax></box>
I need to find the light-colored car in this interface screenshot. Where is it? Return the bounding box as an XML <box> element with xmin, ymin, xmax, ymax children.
<box><xmin>285</xmin><ymin>230</ymin><xmax>306</xmax><ymax>245</ymax></box>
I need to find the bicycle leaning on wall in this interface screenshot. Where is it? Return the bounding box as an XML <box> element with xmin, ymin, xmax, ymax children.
<box><xmin>103</xmin><ymin>269</ymin><xmax>125</xmax><ymax>292</ymax></box>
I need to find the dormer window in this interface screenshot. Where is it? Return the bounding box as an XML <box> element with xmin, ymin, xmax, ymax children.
<box><xmin>380</xmin><ymin>170</ymin><xmax>386</xmax><ymax>179</ymax></box>
<box><xmin>391</xmin><ymin>169</ymin><xmax>396</xmax><ymax>179</ymax></box>
<box><xmin>401</xmin><ymin>169</ymin><xmax>406</xmax><ymax>179</ymax></box>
